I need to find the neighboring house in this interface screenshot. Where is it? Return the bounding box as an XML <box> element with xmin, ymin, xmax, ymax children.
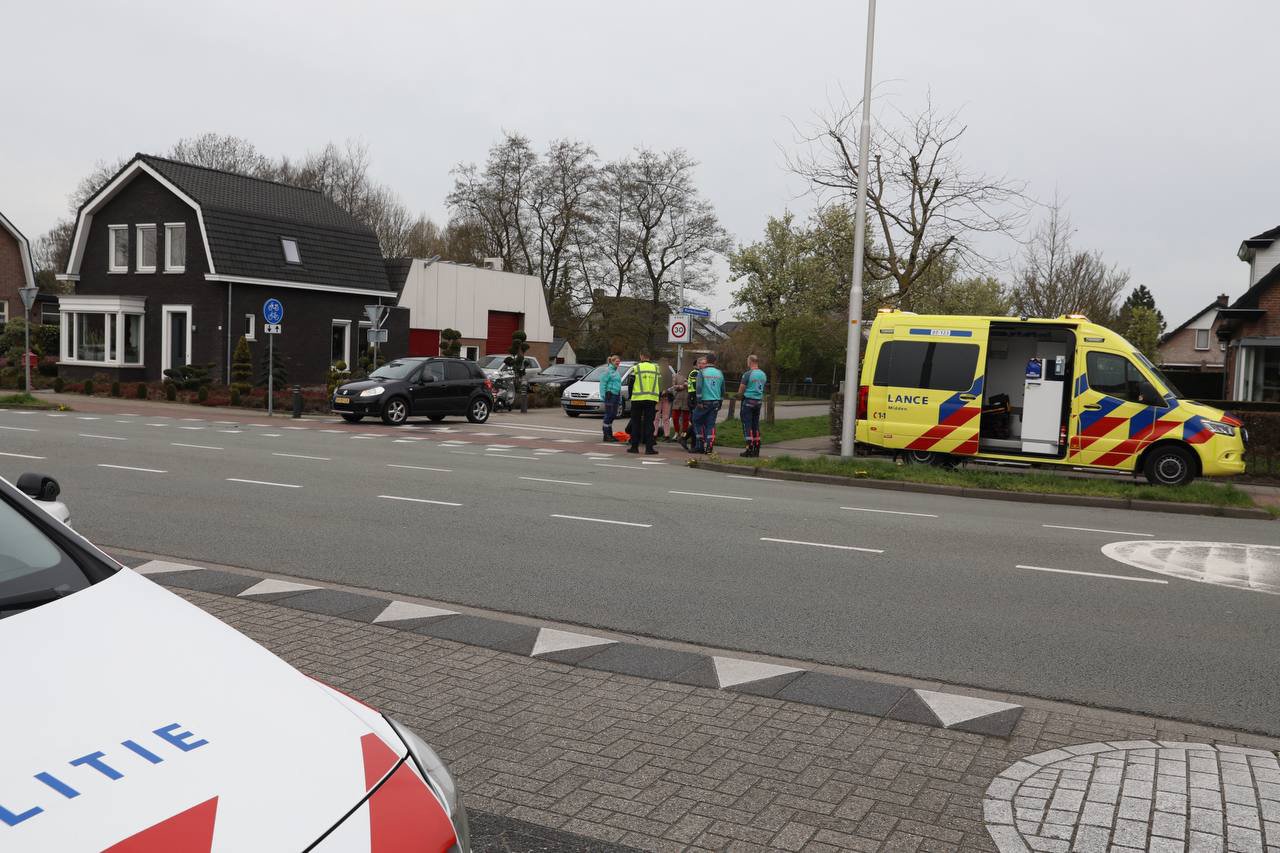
<box><xmin>549</xmin><ymin>337</ymin><xmax>576</xmax><ymax>365</ymax></box>
<box><xmin>56</xmin><ymin>154</ymin><xmax>404</xmax><ymax>386</ymax></box>
<box><xmin>0</xmin><ymin>209</ymin><xmax>39</xmax><ymax>327</ymax></box>
<box><xmin>389</xmin><ymin>259</ymin><xmax>553</xmax><ymax>366</ymax></box>
<box><xmin>1221</xmin><ymin>226</ymin><xmax>1280</xmax><ymax>401</ymax></box>
<box><xmin>1156</xmin><ymin>294</ymin><xmax>1229</xmax><ymax>399</ymax></box>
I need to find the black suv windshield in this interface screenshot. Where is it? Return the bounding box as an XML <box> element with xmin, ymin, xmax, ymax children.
<box><xmin>370</xmin><ymin>360</ymin><xmax>422</xmax><ymax>381</ymax></box>
<box><xmin>0</xmin><ymin>495</ymin><xmax>91</xmax><ymax>616</ymax></box>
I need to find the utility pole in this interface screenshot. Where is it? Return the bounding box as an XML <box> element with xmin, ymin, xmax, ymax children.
<box><xmin>840</xmin><ymin>0</ymin><xmax>877</xmax><ymax>457</ymax></box>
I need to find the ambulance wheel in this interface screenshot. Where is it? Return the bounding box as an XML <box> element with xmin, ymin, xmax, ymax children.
<box><xmin>1143</xmin><ymin>445</ymin><xmax>1195</xmax><ymax>486</ymax></box>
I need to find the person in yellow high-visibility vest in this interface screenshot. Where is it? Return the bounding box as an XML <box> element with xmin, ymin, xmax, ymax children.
<box><xmin>624</xmin><ymin>350</ymin><xmax>661</xmax><ymax>455</ymax></box>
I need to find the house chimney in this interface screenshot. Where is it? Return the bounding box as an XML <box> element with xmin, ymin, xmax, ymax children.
<box><xmin>1216</xmin><ymin>293</ymin><xmax>1229</xmax><ymax>306</ymax></box>
<box><xmin>483</xmin><ymin>257</ymin><xmax>503</xmax><ymax>272</ymax></box>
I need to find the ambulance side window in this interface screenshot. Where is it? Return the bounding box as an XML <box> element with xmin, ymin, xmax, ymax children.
<box><xmin>872</xmin><ymin>341</ymin><xmax>978</xmax><ymax>391</ymax></box>
<box><xmin>1085</xmin><ymin>352</ymin><xmax>1161</xmax><ymax>405</ymax></box>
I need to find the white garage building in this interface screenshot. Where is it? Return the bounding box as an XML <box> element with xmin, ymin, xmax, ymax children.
<box><xmin>389</xmin><ymin>259</ymin><xmax>555</xmax><ymax>367</ymax></box>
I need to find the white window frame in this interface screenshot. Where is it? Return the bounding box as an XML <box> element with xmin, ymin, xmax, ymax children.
<box><xmin>58</xmin><ymin>305</ymin><xmax>146</xmax><ymax>368</ymax></box>
<box><xmin>108</xmin><ymin>225</ymin><xmax>129</xmax><ymax>273</ymax></box>
<box><xmin>461</xmin><ymin>345</ymin><xmax>479</xmax><ymax>361</ymax></box>
<box><xmin>244</xmin><ymin>314</ymin><xmax>256</xmax><ymax>342</ymax></box>
<box><xmin>332</xmin><ymin>319</ymin><xmax>352</xmax><ymax>366</ymax></box>
<box><xmin>281</xmin><ymin>238</ymin><xmax>301</xmax><ymax>265</ymax></box>
<box><xmin>164</xmin><ymin>223</ymin><xmax>186</xmax><ymax>273</ymax></box>
<box><xmin>136</xmin><ymin>224</ymin><xmax>157</xmax><ymax>273</ymax></box>
<box><xmin>0</xmin><ymin>300</ymin><xmax>7</xmax><ymax>324</ymax></box>
<box><xmin>161</xmin><ymin>305</ymin><xmax>193</xmax><ymax>374</ymax></box>
<box><xmin>1194</xmin><ymin>329</ymin><xmax>1210</xmax><ymax>351</ymax></box>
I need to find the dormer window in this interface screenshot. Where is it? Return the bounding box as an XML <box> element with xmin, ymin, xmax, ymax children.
<box><xmin>281</xmin><ymin>238</ymin><xmax>301</xmax><ymax>265</ymax></box>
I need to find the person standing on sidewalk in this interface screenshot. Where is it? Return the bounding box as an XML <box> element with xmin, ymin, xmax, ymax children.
<box><xmin>625</xmin><ymin>351</ymin><xmax>661</xmax><ymax>455</ymax></box>
<box><xmin>671</xmin><ymin>376</ymin><xmax>691</xmax><ymax>445</ymax></box>
<box><xmin>680</xmin><ymin>356</ymin><xmax>706</xmax><ymax>451</ymax></box>
<box><xmin>656</xmin><ymin>362</ymin><xmax>675</xmax><ymax>441</ymax></box>
<box><xmin>691</xmin><ymin>353</ymin><xmax>724</xmax><ymax>455</ymax></box>
<box><xmin>737</xmin><ymin>354</ymin><xmax>767</xmax><ymax>457</ymax></box>
<box><xmin>600</xmin><ymin>354</ymin><xmax>622</xmax><ymax>442</ymax></box>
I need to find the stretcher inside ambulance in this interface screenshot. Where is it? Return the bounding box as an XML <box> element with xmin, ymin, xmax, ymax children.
<box><xmin>855</xmin><ymin>312</ymin><xmax>1247</xmax><ymax>486</ymax></box>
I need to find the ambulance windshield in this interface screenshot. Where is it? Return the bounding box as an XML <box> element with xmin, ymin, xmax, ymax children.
<box><xmin>1133</xmin><ymin>351</ymin><xmax>1183</xmax><ymax>399</ymax></box>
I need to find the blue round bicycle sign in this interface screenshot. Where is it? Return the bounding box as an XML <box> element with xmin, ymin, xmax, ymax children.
<box><xmin>263</xmin><ymin>298</ymin><xmax>284</xmax><ymax>325</ymax></box>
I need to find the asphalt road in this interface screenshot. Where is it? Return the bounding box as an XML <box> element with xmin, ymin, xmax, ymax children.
<box><xmin>3</xmin><ymin>404</ymin><xmax>1278</xmax><ymax>734</ymax></box>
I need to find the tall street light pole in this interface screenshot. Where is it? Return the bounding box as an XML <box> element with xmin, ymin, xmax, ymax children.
<box><xmin>840</xmin><ymin>0</ymin><xmax>877</xmax><ymax>457</ymax></box>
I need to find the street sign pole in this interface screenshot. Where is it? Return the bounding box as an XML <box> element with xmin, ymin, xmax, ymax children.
<box><xmin>677</xmin><ymin>212</ymin><xmax>686</xmax><ymax>375</ymax></box>
<box><xmin>841</xmin><ymin>0</ymin><xmax>876</xmax><ymax>458</ymax></box>
<box><xmin>18</xmin><ymin>287</ymin><xmax>37</xmax><ymax>394</ymax></box>
<box><xmin>267</xmin><ymin>334</ymin><xmax>274</xmax><ymax>417</ymax></box>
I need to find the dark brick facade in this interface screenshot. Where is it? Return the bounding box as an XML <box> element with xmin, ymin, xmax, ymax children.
<box><xmin>64</xmin><ymin>171</ymin><xmax>403</xmax><ymax>387</ymax></box>
<box><xmin>0</xmin><ymin>219</ymin><xmax>36</xmax><ymax>326</ymax></box>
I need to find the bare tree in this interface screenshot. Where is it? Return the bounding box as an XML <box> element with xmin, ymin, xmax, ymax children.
<box><xmin>446</xmin><ymin>133</ymin><xmax>539</xmax><ymax>275</ymax></box>
<box><xmin>576</xmin><ymin>158</ymin><xmax>640</xmax><ymax>301</ymax></box>
<box><xmin>790</xmin><ymin>94</ymin><xmax>1027</xmax><ymax>305</ymax></box>
<box><xmin>1010</xmin><ymin>200</ymin><xmax>1128</xmax><ymax>326</ymax></box>
<box><xmin>528</xmin><ymin>139</ymin><xmax>598</xmax><ymax>327</ymax></box>
<box><xmin>169</xmin><ymin>133</ymin><xmax>275</xmax><ymax>176</ymax></box>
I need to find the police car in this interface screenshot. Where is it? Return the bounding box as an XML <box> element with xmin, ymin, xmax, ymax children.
<box><xmin>0</xmin><ymin>473</ymin><xmax>470</xmax><ymax>852</ymax></box>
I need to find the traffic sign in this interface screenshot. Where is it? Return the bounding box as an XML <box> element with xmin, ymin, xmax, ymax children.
<box><xmin>364</xmin><ymin>304</ymin><xmax>387</xmax><ymax>328</ymax></box>
<box><xmin>668</xmin><ymin>315</ymin><xmax>691</xmax><ymax>344</ymax></box>
<box><xmin>263</xmin><ymin>323</ymin><xmax>282</xmax><ymax>335</ymax></box>
<box><xmin>18</xmin><ymin>287</ymin><xmax>38</xmax><ymax>311</ymax></box>
<box><xmin>263</xmin><ymin>298</ymin><xmax>284</xmax><ymax>325</ymax></box>
<box><xmin>680</xmin><ymin>306</ymin><xmax>711</xmax><ymax>318</ymax></box>
<box><xmin>367</xmin><ymin>328</ymin><xmax>388</xmax><ymax>344</ymax></box>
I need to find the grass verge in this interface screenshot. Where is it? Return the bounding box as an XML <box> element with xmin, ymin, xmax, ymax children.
<box><xmin>715</xmin><ymin>414</ymin><xmax>829</xmax><ymax>448</ymax></box>
<box><xmin>0</xmin><ymin>393</ymin><xmax>62</xmax><ymax>410</ymax></box>
<box><xmin>725</xmin><ymin>453</ymin><xmax>1259</xmax><ymax>509</ymax></box>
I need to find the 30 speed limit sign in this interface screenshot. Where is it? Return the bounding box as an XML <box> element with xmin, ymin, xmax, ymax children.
<box><xmin>668</xmin><ymin>314</ymin><xmax>691</xmax><ymax>343</ymax></box>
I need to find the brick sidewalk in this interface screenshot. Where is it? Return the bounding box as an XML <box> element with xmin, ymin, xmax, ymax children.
<box><xmin>175</xmin><ymin>588</ymin><xmax>1280</xmax><ymax>852</ymax></box>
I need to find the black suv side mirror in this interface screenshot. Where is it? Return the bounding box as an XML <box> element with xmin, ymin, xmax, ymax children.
<box><xmin>16</xmin><ymin>473</ymin><xmax>61</xmax><ymax>502</ymax></box>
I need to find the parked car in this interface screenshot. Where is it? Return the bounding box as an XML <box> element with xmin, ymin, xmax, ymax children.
<box><xmin>561</xmin><ymin>361</ymin><xmax>636</xmax><ymax>417</ymax></box>
<box><xmin>333</xmin><ymin>357</ymin><xmax>493</xmax><ymax>425</ymax></box>
<box><xmin>0</xmin><ymin>473</ymin><xmax>471</xmax><ymax>851</ymax></box>
<box><xmin>477</xmin><ymin>354</ymin><xmax>541</xmax><ymax>379</ymax></box>
<box><xmin>527</xmin><ymin>363</ymin><xmax>593</xmax><ymax>395</ymax></box>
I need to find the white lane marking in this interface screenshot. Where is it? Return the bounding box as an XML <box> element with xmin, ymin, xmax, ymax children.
<box><xmin>79</xmin><ymin>433</ymin><xmax>126</xmax><ymax>441</ymax></box>
<box><xmin>486</xmin><ymin>453</ymin><xmax>540</xmax><ymax>460</ymax></box>
<box><xmin>727</xmin><ymin>474</ymin><xmax>787</xmax><ymax>482</ymax></box>
<box><xmin>512</xmin><ymin>435</ymin><xmax>540</xmax><ymax>440</ymax></box>
<box><xmin>76</xmin><ymin>416</ymin><xmax>100</xmax><ymax>420</ymax></box>
<box><xmin>226</xmin><ymin>478</ymin><xmax>301</xmax><ymax>489</ymax></box>
<box><xmin>180</xmin><ymin>418</ymin><xmax>202</xmax><ymax>422</ymax></box>
<box><xmin>551</xmin><ymin>514</ymin><xmax>651</xmax><ymax>528</ymax></box>
<box><xmin>260</xmin><ymin>433</ymin><xmax>282</xmax><ymax>438</ymax></box>
<box><xmin>519</xmin><ymin>476</ymin><xmax>592</xmax><ymax>487</ymax></box>
<box><xmin>0</xmin><ymin>451</ymin><xmax>45</xmax><ymax>460</ymax></box>
<box><xmin>472</xmin><ymin>432</ymin><xmax>498</xmax><ymax>437</ymax></box>
<box><xmin>393</xmin><ymin>438</ymin><xmax>429</xmax><ymax>443</ymax></box>
<box><xmin>553</xmin><ymin>438</ymin><xmax>582</xmax><ymax>444</ymax></box>
<box><xmin>351</xmin><ymin>435</ymin><xmax>378</xmax><ymax>440</ymax></box>
<box><xmin>217</xmin><ymin>429</ymin><xmax>242</xmax><ymax>434</ymax></box>
<box><xmin>171</xmin><ymin>443</ymin><xmax>223</xmax><ymax>451</ymax></box>
<box><xmin>670</xmin><ymin>490</ymin><xmax>753</xmax><ymax>501</ymax></box>
<box><xmin>0</xmin><ymin>425</ymin><xmax>38</xmax><ymax>432</ymax></box>
<box><xmin>760</xmin><ymin>537</ymin><xmax>882</xmax><ymax>554</ymax></box>
<box><xmin>440</xmin><ymin>440</ymin><xmax>471</xmax><ymax>445</ymax></box>
<box><xmin>1014</xmin><ymin>564</ymin><xmax>1168</xmax><ymax>584</ymax></box>
<box><xmin>595</xmin><ymin>463</ymin><xmax>644</xmax><ymax>470</ymax></box>
<box><xmin>487</xmin><ymin>444</ymin><xmax>517</xmax><ymax>449</ymax></box>
<box><xmin>177</xmin><ymin>426</ymin><xmax>205</xmax><ymax>430</ymax></box>
<box><xmin>146</xmin><ymin>423</ymin><xmax>168</xmax><ymax>427</ymax></box>
<box><xmin>98</xmin><ymin>463</ymin><xmax>167</xmax><ymax>474</ymax></box>
<box><xmin>449</xmin><ymin>450</ymin><xmax>478</xmax><ymax>456</ymax></box>
<box><xmin>273</xmin><ymin>452</ymin><xmax>330</xmax><ymax>461</ymax></box>
<box><xmin>387</xmin><ymin>464</ymin><xmax>452</xmax><ymax>473</ymax></box>
<box><xmin>115</xmin><ymin>420</ymin><xmax>135</xmax><ymax>424</ymax></box>
<box><xmin>45</xmin><ymin>413</ymin><xmax>68</xmax><ymax>418</ymax></box>
<box><xmin>283</xmin><ymin>426</ymin><xmax>309</xmax><ymax>430</ymax></box>
<box><xmin>321</xmin><ymin>429</ymin><xmax>346</xmax><ymax>434</ymax></box>
<box><xmin>1043</xmin><ymin>524</ymin><xmax>1153</xmax><ymax>537</ymax></box>
<box><xmin>640</xmin><ymin>460</ymin><xmax>667</xmax><ymax>465</ymax></box>
<box><xmin>379</xmin><ymin>495</ymin><xmax>463</xmax><ymax>507</ymax></box>
<box><xmin>842</xmin><ymin>506</ymin><xmax>939</xmax><ymax>518</ymax></box>
<box><xmin>214</xmin><ymin>421</ymin><xmax>239</xmax><ymax>425</ymax></box>
<box><xmin>486</xmin><ymin>420</ymin><xmax>597</xmax><ymax>435</ymax></box>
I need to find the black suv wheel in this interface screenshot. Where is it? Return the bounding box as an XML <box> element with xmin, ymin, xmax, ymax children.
<box><xmin>380</xmin><ymin>397</ymin><xmax>409</xmax><ymax>426</ymax></box>
<box><xmin>467</xmin><ymin>397</ymin><xmax>491</xmax><ymax>424</ymax></box>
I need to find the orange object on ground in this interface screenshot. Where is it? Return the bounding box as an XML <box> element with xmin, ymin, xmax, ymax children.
<box><xmin>614</xmin><ymin>431</ymin><xmax>630</xmax><ymax>442</ymax></box>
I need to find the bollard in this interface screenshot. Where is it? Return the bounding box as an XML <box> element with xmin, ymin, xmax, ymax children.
<box><xmin>291</xmin><ymin>385</ymin><xmax>303</xmax><ymax>418</ymax></box>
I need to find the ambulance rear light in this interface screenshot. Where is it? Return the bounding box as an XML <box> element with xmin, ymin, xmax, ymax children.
<box><xmin>856</xmin><ymin>385</ymin><xmax>869</xmax><ymax>420</ymax></box>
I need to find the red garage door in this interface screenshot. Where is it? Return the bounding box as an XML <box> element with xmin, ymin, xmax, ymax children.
<box><xmin>409</xmin><ymin>329</ymin><xmax>440</xmax><ymax>357</ymax></box>
<box><xmin>485</xmin><ymin>311</ymin><xmax>522</xmax><ymax>355</ymax></box>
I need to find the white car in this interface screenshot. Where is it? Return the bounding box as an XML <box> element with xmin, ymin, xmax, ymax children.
<box><xmin>560</xmin><ymin>361</ymin><xmax>636</xmax><ymax>417</ymax></box>
<box><xmin>477</xmin><ymin>354</ymin><xmax>540</xmax><ymax>379</ymax></box>
<box><xmin>0</xmin><ymin>474</ymin><xmax>470</xmax><ymax>852</ymax></box>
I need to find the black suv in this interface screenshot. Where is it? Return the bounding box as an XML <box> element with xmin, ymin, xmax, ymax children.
<box><xmin>332</xmin><ymin>357</ymin><xmax>494</xmax><ymax>425</ymax></box>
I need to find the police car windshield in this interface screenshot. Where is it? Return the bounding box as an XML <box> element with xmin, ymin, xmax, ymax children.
<box><xmin>370</xmin><ymin>360</ymin><xmax>421</xmax><ymax>381</ymax></box>
<box><xmin>584</xmin><ymin>362</ymin><xmax>636</xmax><ymax>382</ymax></box>
<box><xmin>1133</xmin><ymin>351</ymin><xmax>1183</xmax><ymax>399</ymax></box>
<box><xmin>0</xmin><ymin>494</ymin><xmax>90</xmax><ymax>616</ymax></box>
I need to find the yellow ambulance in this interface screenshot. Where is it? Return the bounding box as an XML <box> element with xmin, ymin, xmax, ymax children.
<box><xmin>854</xmin><ymin>311</ymin><xmax>1247</xmax><ymax>485</ymax></box>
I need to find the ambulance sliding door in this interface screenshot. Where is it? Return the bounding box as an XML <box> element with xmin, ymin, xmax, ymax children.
<box><xmin>869</xmin><ymin>329</ymin><xmax>986</xmax><ymax>456</ymax></box>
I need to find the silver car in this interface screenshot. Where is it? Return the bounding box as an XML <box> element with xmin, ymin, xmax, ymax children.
<box><xmin>561</xmin><ymin>361</ymin><xmax>636</xmax><ymax>417</ymax></box>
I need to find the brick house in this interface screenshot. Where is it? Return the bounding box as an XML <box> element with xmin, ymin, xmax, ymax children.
<box><xmin>56</xmin><ymin>154</ymin><xmax>406</xmax><ymax>387</ymax></box>
<box><xmin>0</xmin><ymin>209</ymin><xmax>39</xmax><ymax>327</ymax></box>
<box><xmin>1156</xmin><ymin>294</ymin><xmax>1229</xmax><ymax>399</ymax></box>
<box><xmin>1221</xmin><ymin>226</ymin><xmax>1280</xmax><ymax>401</ymax></box>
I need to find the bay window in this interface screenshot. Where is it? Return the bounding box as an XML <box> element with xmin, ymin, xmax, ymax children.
<box><xmin>57</xmin><ymin>296</ymin><xmax>147</xmax><ymax>366</ymax></box>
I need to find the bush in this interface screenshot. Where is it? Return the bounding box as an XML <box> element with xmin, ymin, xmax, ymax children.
<box><xmin>53</xmin><ymin>377</ymin><xmax>64</xmax><ymax>393</ymax></box>
<box><xmin>165</xmin><ymin>383</ymin><xmax>176</xmax><ymax>401</ymax></box>
<box><xmin>83</xmin><ymin>379</ymin><xmax>94</xmax><ymax>396</ymax></box>
<box><xmin>110</xmin><ymin>381</ymin><xmax>121</xmax><ymax>397</ymax></box>
<box><xmin>0</xmin><ymin>367</ymin><xmax>17</xmax><ymax>389</ymax></box>
<box><xmin>135</xmin><ymin>383</ymin><xmax>148</xmax><ymax>400</ymax></box>
<box><xmin>37</xmin><ymin>361</ymin><xmax>57</xmax><ymax>377</ymax></box>
<box><xmin>230</xmin><ymin>388</ymin><xmax>241</xmax><ymax>406</ymax></box>
<box><xmin>231</xmin><ymin>336</ymin><xmax>253</xmax><ymax>394</ymax></box>
<box><xmin>197</xmin><ymin>386</ymin><xmax>209</xmax><ymax>403</ymax></box>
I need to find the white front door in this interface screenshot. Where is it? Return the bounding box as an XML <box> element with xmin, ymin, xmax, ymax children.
<box><xmin>162</xmin><ymin>306</ymin><xmax>192</xmax><ymax>375</ymax></box>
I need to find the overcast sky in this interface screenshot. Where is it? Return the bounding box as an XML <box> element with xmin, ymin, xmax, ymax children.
<box><xmin>4</xmin><ymin>0</ymin><xmax>1277</xmax><ymax>324</ymax></box>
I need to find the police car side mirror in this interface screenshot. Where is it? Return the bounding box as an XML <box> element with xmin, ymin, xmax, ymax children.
<box><xmin>16</xmin><ymin>472</ymin><xmax>61</xmax><ymax>502</ymax></box>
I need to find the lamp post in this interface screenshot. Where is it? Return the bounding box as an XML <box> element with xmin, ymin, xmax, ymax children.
<box><xmin>18</xmin><ymin>286</ymin><xmax>38</xmax><ymax>394</ymax></box>
<box><xmin>840</xmin><ymin>0</ymin><xmax>877</xmax><ymax>457</ymax></box>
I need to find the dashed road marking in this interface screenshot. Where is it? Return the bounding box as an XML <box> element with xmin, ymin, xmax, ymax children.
<box><xmin>172</xmin><ymin>443</ymin><xmax>223</xmax><ymax>451</ymax></box>
<box><xmin>842</xmin><ymin>506</ymin><xmax>939</xmax><ymax>518</ymax></box>
<box><xmin>551</xmin><ymin>514</ymin><xmax>650</xmax><ymax>528</ymax></box>
<box><xmin>1042</xmin><ymin>524</ymin><xmax>1153</xmax><ymax>537</ymax></box>
<box><xmin>595</xmin><ymin>463</ymin><xmax>644</xmax><ymax>470</ymax></box>
<box><xmin>486</xmin><ymin>453</ymin><xmax>540</xmax><ymax>460</ymax></box>
<box><xmin>519</xmin><ymin>476</ymin><xmax>592</xmax><ymax>487</ymax></box>
<box><xmin>99</xmin><ymin>464</ymin><xmax>167</xmax><ymax>474</ymax></box>
<box><xmin>760</xmin><ymin>537</ymin><xmax>882</xmax><ymax>554</ymax></box>
<box><xmin>273</xmin><ymin>452</ymin><xmax>330</xmax><ymax>461</ymax></box>
<box><xmin>76</xmin><ymin>416</ymin><xmax>100</xmax><ymax>420</ymax></box>
<box><xmin>79</xmin><ymin>433</ymin><xmax>126</xmax><ymax>441</ymax></box>
<box><xmin>0</xmin><ymin>451</ymin><xmax>45</xmax><ymax>460</ymax></box>
<box><xmin>0</xmin><ymin>425</ymin><xmax>38</xmax><ymax>432</ymax></box>
<box><xmin>670</xmin><ymin>490</ymin><xmax>752</xmax><ymax>501</ymax></box>
<box><xmin>1013</xmin><ymin>564</ymin><xmax>1167</xmax><ymax>584</ymax></box>
<box><xmin>387</xmin><ymin>464</ymin><xmax>452</xmax><ymax>473</ymax></box>
<box><xmin>226</xmin><ymin>478</ymin><xmax>301</xmax><ymax>489</ymax></box>
<box><xmin>378</xmin><ymin>495</ymin><xmax>462</xmax><ymax>507</ymax></box>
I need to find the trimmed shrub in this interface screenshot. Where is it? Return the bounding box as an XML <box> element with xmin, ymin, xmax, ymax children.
<box><xmin>165</xmin><ymin>383</ymin><xmax>176</xmax><ymax>401</ymax></box>
<box><xmin>136</xmin><ymin>383</ymin><xmax>148</xmax><ymax>400</ymax></box>
<box><xmin>197</xmin><ymin>386</ymin><xmax>209</xmax><ymax>403</ymax></box>
<box><xmin>83</xmin><ymin>379</ymin><xmax>94</xmax><ymax>396</ymax></box>
<box><xmin>53</xmin><ymin>377</ymin><xmax>64</xmax><ymax>393</ymax></box>
<box><xmin>110</xmin><ymin>381</ymin><xmax>121</xmax><ymax>397</ymax></box>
